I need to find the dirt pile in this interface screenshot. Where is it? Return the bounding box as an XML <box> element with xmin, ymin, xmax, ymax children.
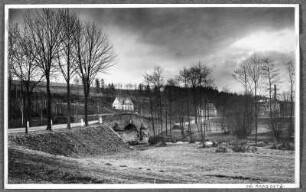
<box><xmin>9</xmin><ymin>125</ymin><xmax>131</xmax><ymax>157</ymax></box>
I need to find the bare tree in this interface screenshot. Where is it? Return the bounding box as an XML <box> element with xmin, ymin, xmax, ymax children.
<box><xmin>144</xmin><ymin>66</ymin><xmax>164</xmax><ymax>133</ymax></box>
<box><xmin>9</xmin><ymin>23</ymin><xmax>44</xmax><ymax>133</ymax></box>
<box><xmin>75</xmin><ymin>21</ymin><xmax>116</xmax><ymax>126</ymax></box>
<box><xmin>232</xmin><ymin>60</ymin><xmax>254</xmax><ymax>139</ymax></box>
<box><xmin>197</xmin><ymin>62</ymin><xmax>213</xmax><ymax>146</ymax></box>
<box><xmin>165</xmin><ymin>78</ymin><xmax>178</xmax><ymax>134</ymax></box>
<box><xmin>182</xmin><ymin>62</ymin><xmax>213</xmax><ymax>145</ymax></box>
<box><xmin>143</xmin><ymin>76</ymin><xmax>155</xmax><ymax>137</ymax></box>
<box><xmin>233</xmin><ymin>60</ymin><xmax>252</xmax><ymax>94</ymax></box>
<box><xmin>24</xmin><ymin>9</ymin><xmax>64</xmax><ymax>131</ymax></box>
<box><xmin>245</xmin><ymin>54</ymin><xmax>263</xmax><ymax>146</ymax></box>
<box><xmin>56</xmin><ymin>9</ymin><xmax>79</xmax><ymax>129</ymax></box>
<box><xmin>287</xmin><ymin>59</ymin><xmax>295</xmax><ymax>137</ymax></box>
<box><xmin>262</xmin><ymin>57</ymin><xmax>281</xmax><ymax>141</ymax></box>
<box><xmin>179</xmin><ymin>67</ymin><xmax>192</xmax><ymax>138</ymax></box>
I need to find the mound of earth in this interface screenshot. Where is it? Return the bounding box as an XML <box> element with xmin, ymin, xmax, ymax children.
<box><xmin>9</xmin><ymin>124</ymin><xmax>131</xmax><ymax>158</ymax></box>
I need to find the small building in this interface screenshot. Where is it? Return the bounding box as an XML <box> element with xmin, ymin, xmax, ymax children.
<box><xmin>197</xmin><ymin>103</ymin><xmax>218</xmax><ymax>118</ymax></box>
<box><xmin>257</xmin><ymin>99</ymin><xmax>280</xmax><ymax>117</ymax></box>
<box><xmin>112</xmin><ymin>97</ymin><xmax>134</xmax><ymax>111</ymax></box>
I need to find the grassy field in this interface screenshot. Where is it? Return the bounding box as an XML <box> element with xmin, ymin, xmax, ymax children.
<box><xmin>8</xmin><ymin>142</ymin><xmax>295</xmax><ymax>184</ymax></box>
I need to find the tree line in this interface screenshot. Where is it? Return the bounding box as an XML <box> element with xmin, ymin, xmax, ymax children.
<box><xmin>137</xmin><ymin>53</ymin><xmax>294</xmax><ymax>146</ymax></box>
<box><xmin>9</xmin><ymin>9</ymin><xmax>116</xmax><ymax>132</ymax></box>
<box><xmin>232</xmin><ymin>53</ymin><xmax>295</xmax><ymax>144</ymax></box>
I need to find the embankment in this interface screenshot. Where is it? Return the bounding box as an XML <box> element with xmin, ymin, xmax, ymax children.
<box><xmin>9</xmin><ymin>124</ymin><xmax>131</xmax><ymax>158</ymax></box>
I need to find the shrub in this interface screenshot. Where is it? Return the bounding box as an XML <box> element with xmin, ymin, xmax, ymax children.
<box><xmin>148</xmin><ymin>136</ymin><xmax>164</xmax><ymax>145</ymax></box>
<box><xmin>232</xmin><ymin>144</ymin><xmax>257</xmax><ymax>153</ymax></box>
<box><xmin>128</xmin><ymin>141</ymin><xmax>139</xmax><ymax>145</ymax></box>
<box><xmin>215</xmin><ymin>146</ymin><xmax>228</xmax><ymax>153</ymax></box>
<box><xmin>189</xmin><ymin>137</ymin><xmax>195</xmax><ymax>143</ymax></box>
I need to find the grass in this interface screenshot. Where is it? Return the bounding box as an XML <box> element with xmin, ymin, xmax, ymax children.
<box><xmin>8</xmin><ymin>143</ymin><xmax>295</xmax><ymax>184</ymax></box>
<box><xmin>8</xmin><ymin>122</ymin><xmax>295</xmax><ymax>184</ymax></box>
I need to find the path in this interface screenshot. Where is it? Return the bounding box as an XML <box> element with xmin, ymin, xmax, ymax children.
<box><xmin>8</xmin><ymin>120</ymin><xmax>99</xmax><ymax>134</ymax></box>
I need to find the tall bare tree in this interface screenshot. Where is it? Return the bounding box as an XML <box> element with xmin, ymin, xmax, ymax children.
<box><xmin>56</xmin><ymin>9</ymin><xmax>79</xmax><ymax>129</ymax></box>
<box><xmin>179</xmin><ymin>67</ymin><xmax>192</xmax><ymax>137</ymax></box>
<box><xmin>144</xmin><ymin>66</ymin><xmax>164</xmax><ymax>133</ymax></box>
<box><xmin>9</xmin><ymin>23</ymin><xmax>44</xmax><ymax>133</ymax></box>
<box><xmin>287</xmin><ymin>59</ymin><xmax>295</xmax><ymax>137</ymax></box>
<box><xmin>143</xmin><ymin>77</ymin><xmax>155</xmax><ymax>136</ymax></box>
<box><xmin>232</xmin><ymin>60</ymin><xmax>254</xmax><ymax>139</ymax></box>
<box><xmin>262</xmin><ymin>57</ymin><xmax>281</xmax><ymax>141</ymax></box>
<box><xmin>197</xmin><ymin>62</ymin><xmax>213</xmax><ymax>146</ymax></box>
<box><xmin>24</xmin><ymin>9</ymin><xmax>64</xmax><ymax>131</ymax></box>
<box><xmin>245</xmin><ymin>54</ymin><xmax>263</xmax><ymax>146</ymax></box>
<box><xmin>75</xmin><ymin>21</ymin><xmax>116</xmax><ymax>126</ymax></box>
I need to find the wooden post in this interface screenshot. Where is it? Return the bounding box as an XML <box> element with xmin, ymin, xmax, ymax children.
<box><xmin>26</xmin><ymin>121</ymin><xmax>29</xmax><ymax>134</ymax></box>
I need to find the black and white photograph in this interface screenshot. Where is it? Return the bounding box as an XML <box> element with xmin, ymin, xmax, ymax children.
<box><xmin>4</xmin><ymin>4</ymin><xmax>300</xmax><ymax>189</ymax></box>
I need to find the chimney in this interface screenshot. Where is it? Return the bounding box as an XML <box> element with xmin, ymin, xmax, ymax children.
<box><xmin>274</xmin><ymin>85</ymin><xmax>277</xmax><ymax>101</ymax></box>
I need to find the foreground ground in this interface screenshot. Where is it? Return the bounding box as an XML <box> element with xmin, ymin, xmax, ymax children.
<box><xmin>9</xmin><ymin>142</ymin><xmax>294</xmax><ymax>184</ymax></box>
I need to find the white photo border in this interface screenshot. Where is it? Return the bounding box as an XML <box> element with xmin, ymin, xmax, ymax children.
<box><xmin>4</xmin><ymin>3</ymin><xmax>300</xmax><ymax>189</ymax></box>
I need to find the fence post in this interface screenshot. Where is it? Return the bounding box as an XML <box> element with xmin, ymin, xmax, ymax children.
<box><xmin>99</xmin><ymin>116</ymin><xmax>103</xmax><ymax>124</ymax></box>
<box><xmin>25</xmin><ymin>121</ymin><xmax>29</xmax><ymax>134</ymax></box>
<box><xmin>81</xmin><ymin>119</ymin><xmax>84</xmax><ymax>126</ymax></box>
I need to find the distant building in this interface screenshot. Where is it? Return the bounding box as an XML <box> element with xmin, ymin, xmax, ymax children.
<box><xmin>197</xmin><ymin>103</ymin><xmax>218</xmax><ymax>118</ymax></box>
<box><xmin>112</xmin><ymin>97</ymin><xmax>134</xmax><ymax>111</ymax></box>
<box><xmin>257</xmin><ymin>99</ymin><xmax>280</xmax><ymax>117</ymax></box>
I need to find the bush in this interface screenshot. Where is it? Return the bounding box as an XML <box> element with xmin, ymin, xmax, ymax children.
<box><xmin>128</xmin><ymin>141</ymin><xmax>139</xmax><ymax>145</ymax></box>
<box><xmin>276</xmin><ymin>142</ymin><xmax>294</xmax><ymax>150</ymax></box>
<box><xmin>232</xmin><ymin>144</ymin><xmax>248</xmax><ymax>152</ymax></box>
<box><xmin>189</xmin><ymin>137</ymin><xmax>195</xmax><ymax>143</ymax></box>
<box><xmin>155</xmin><ymin>141</ymin><xmax>167</xmax><ymax>147</ymax></box>
<box><xmin>215</xmin><ymin>146</ymin><xmax>229</xmax><ymax>153</ymax></box>
<box><xmin>148</xmin><ymin>136</ymin><xmax>164</xmax><ymax>145</ymax></box>
<box><xmin>232</xmin><ymin>144</ymin><xmax>257</xmax><ymax>153</ymax></box>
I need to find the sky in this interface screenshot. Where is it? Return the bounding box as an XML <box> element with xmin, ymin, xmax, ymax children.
<box><xmin>9</xmin><ymin>7</ymin><xmax>297</xmax><ymax>94</ymax></box>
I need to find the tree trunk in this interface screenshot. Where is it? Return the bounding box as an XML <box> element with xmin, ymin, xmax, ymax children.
<box><xmin>159</xmin><ymin>90</ymin><xmax>163</xmax><ymax>133</ymax></box>
<box><xmin>192</xmin><ymin>87</ymin><xmax>198</xmax><ymax>124</ymax></box>
<box><xmin>165</xmin><ymin>109</ymin><xmax>168</xmax><ymax>134</ymax></box>
<box><xmin>254</xmin><ymin>85</ymin><xmax>258</xmax><ymax>146</ymax></box>
<box><xmin>149</xmin><ymin>97</ymin><xmax>155</xmax><ymax>137</ymax></box>
<box><xmin>83</xmin><ymin>82</ymin><xmax>89</xmax><ymax>126</ymax></box>
<box><xmin>289</xmin><ymin>85</ymin><xmax>294</xmax><ymax>138</ymax></box>
<box><xmin>169</xmin><ymin>99</ymin><xmax>172</xmax><ymax>134</ymax></box>
<box><xmin>67</xmin><ymin>81</ymin><xmax>71</xmax><ymax>129</ymax></box>
<box><xmin>46</xmin><ymin>73</ymin><xmax>52</xmax><ymax>131</ymax></box>
<box><xmin>25</xmin><ymin>88</ymin><xmax>33</xmax><ymax>133</ymax></box>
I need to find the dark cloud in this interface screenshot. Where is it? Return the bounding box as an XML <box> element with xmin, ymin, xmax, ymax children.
<box><xmin>8</xmin><ymin>7</ymin><xmax>296</xmax><ymax>93</ymax></box>
<box><xmin>73</xmin><ymin>8</ymin><xmax>294</xmax><ymax>60</ymax></box>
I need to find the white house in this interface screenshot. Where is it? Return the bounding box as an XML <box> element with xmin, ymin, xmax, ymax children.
<box><xmin>112</xmin><ymin>97</ymin><xmax>134</xmax><ymax>111</ymax></box>
<box><xmin>197</xmin><ymin>103</ymin><xmax>218</xmax><ymax>118</ymax></box>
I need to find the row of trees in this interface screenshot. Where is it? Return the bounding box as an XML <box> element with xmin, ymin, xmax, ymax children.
<box><xmin>233</xmin><ymin>53</ymin><xmax>295</xmax><ymax>143</ymax></box>
<box><xmin>140</xmin><ymin>53</ymin><xmax>294</xmax><ymax>145</ymax></box>
<box><xmin>9</xmin><ymin>9</ymin><xmax>116</xmax><ymax>132</ymax></box>
<box><xmin>142</xmin><ymin>62</ymin><xmax>215</xmax><ymax>145</ymax></box>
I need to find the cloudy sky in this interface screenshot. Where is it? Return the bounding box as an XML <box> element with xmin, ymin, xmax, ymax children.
<box><xmin>9</xmin><ymin>6</ymin><xmax>297</xmax><ymax>94</ymax></box>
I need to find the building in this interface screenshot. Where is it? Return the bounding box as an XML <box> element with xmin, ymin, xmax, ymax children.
<box><xmin>112</xmin><ymin>97</ymin><xmax>134</xmax><ymax>111</ymax></box>
<box><xmin>257</xmin><ymin>99</ymin><xmax>280</xmax><ymax>117</ymax></box>
<box><xmin>197</xmin><ymin>103</ymin><xmax>218</xmax><ymax>118</ymax></box>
